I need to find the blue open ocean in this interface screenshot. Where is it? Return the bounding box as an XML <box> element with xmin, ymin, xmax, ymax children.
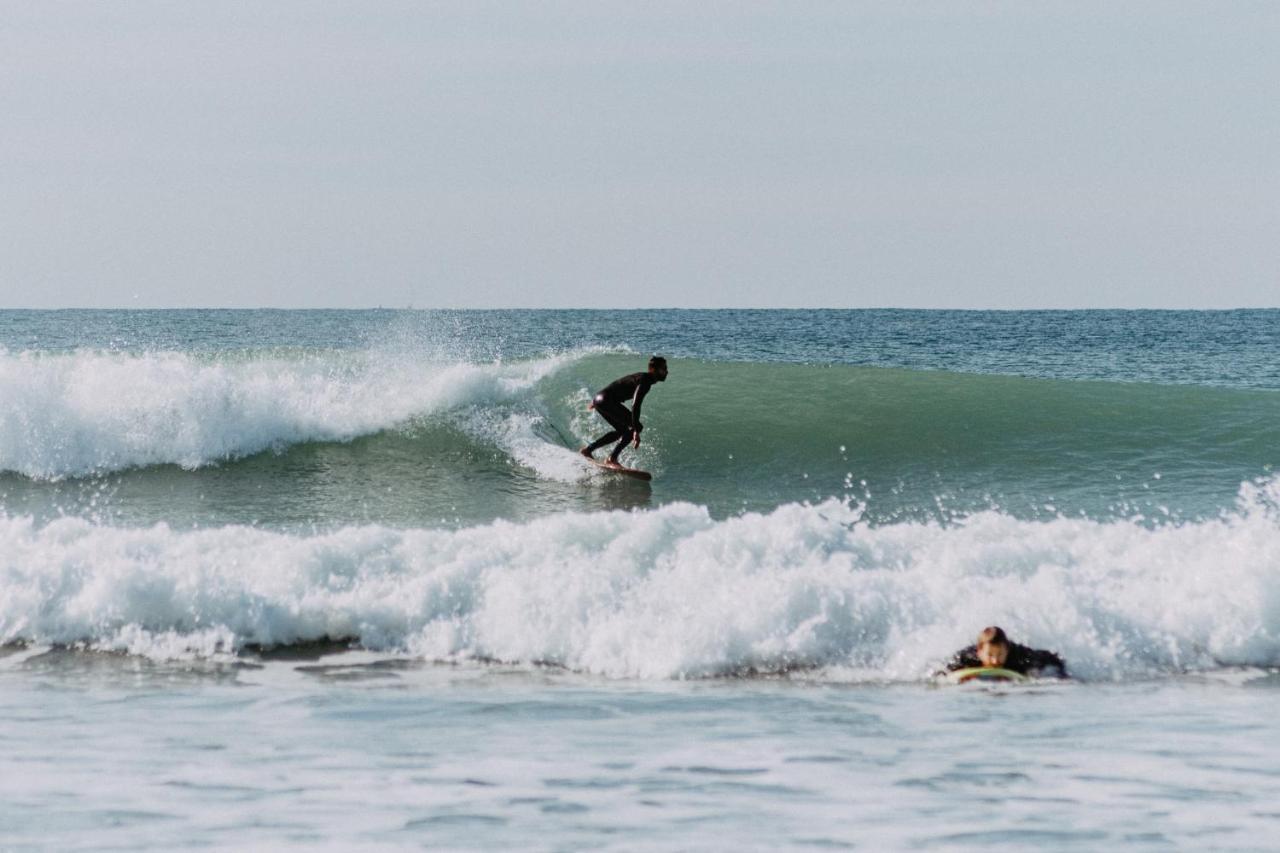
<box><xmin>3</xmin><ymin>309</ymin><xmax>1280</xmax><ymax>849</ymax></box>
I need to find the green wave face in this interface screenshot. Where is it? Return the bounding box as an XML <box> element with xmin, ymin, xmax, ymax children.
<box><xmin>6</xmin><ymin>353</ymin><xmax>1277</xmax><ymax>530</ymax></box>
<box><xmin>547</xmin><ymin>355</ymin><xmax>1280</xmax><ymax>523</ymax></box>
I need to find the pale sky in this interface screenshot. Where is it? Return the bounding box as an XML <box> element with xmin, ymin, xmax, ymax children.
<box><xmin>2</xmin><ymin>2</ymin><xmax>1276</xmax><ymax>309</ymax></box>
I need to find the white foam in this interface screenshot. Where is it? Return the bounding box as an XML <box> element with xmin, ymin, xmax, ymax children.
<box><xmin>0</xmin><ymin>347</ymin><xmax>577</xmax><ymax>480</ymax></box>
<box><xmin>4</xmin><ymin>480</ymin><xmax>1280</xmax><ymax>680</ymax></box>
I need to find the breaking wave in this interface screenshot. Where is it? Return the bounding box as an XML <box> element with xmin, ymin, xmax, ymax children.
<box><xmin>5</xmin><ymin>477</ymin><xmax>1280</xmax><ymax>682</ymax></box>
<box><xmin>0</xmin><ymin>347</ymin><xmax>584</xmax><ymax>481</ymax></box>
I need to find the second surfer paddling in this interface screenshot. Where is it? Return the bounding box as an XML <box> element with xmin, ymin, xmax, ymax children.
<box><xmin>580</xmin><ymin>356</ymin><xmax>668</xmax><ymax>469</ymax></box>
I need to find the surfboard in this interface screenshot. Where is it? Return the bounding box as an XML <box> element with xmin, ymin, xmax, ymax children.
<box><xmin>586</xmin><ymin>458</ymin><xmax>652</xmax><ymax>481</ymax></box>
<box><xmin>945</xmin><ymin>666</ymin><xmax>1029</xmax><ymax>685</ymax></box>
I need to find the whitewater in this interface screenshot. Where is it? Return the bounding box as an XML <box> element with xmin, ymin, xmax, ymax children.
<box><xmin>3</xmin><ymin>310</ymin><xmax>1280</xmax><ymax>850</ymax></box>
<box><xmin>0</xmin><ymin>345</ymin><xmax>576</xmax><ymax>481</ymax></box>
<box><xmin>6</xmin><ymin>491</ymin><xmax>1280</xmax><ymax>680</ymax></box>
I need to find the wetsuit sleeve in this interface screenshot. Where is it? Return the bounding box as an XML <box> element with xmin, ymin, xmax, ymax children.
<box><xmin>940</xmin><ymin>645</ymin><xmax>982</xmax><ymax>673</ymax></box>
<box><xmin>1008</xmin><ymin>644</ymin><xmax>1068</xmax><ymax>678</ymax></box>
<box><xmin>630</xmin><ymin>381</ymin><xmax>650</xmax><ymax>428</ymax></box>
<box><xmin>1027</xmin><ymin>649</ymin><xmax>1067</xmax><ymax>678</ymax></box>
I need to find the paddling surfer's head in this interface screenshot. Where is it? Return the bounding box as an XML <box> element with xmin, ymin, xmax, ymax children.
<box><xmin>648</xmin><ymin>355</ymin><xmax>668</xmax><ymax>382</ymax></box>
<box><xmin>975</xmin><ymin>626</ymin><xmax>1010</xmax><ymax>668</ymax></box>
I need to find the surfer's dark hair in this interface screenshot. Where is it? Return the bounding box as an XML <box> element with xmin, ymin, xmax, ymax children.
<box><xmin>648</xmin><ymin>355</ymin><xmax>667</xmax><ymax>370</ymax></box>
<box><xmin>978</xmin><ymin>626</ymin><xmax>1008</xmax><ymax>646</ymax></box>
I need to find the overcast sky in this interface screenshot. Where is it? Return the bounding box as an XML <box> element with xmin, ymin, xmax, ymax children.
<box><xmin>2</xmin><ymin>2</ymin><xmax>1276</xmax><ymax>309</ymax></box>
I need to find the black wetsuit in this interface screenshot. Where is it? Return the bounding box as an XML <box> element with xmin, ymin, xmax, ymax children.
<box><xmin>585</xmin><ymin>372</ymin><xmax>655</xmax><ymax>460</ymax></box>
<box><xmin>942</xmin><ymin>643</ymin><xmax>1068</xmax><ymax>678</ymax></box>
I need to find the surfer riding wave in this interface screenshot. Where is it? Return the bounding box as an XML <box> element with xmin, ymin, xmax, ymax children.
<box><xmin>580</xmin><ymin>356</ymin><xmax>668</xmax><ymax>468</ymax></box>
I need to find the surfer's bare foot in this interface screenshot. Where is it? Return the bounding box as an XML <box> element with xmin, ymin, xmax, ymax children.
<box><xmin>578</xmin><ymin>447</ymin><xmax>594</xmax><ymax>460</ymax></box>
<box><xmin>606</xmin><ymin>457</ymin><xmax>621</xmax><ymax>467</ymax></box>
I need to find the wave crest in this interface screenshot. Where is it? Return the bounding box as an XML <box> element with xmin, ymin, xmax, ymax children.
<box><xmin>0</xmin><ymin>347</ymin><xmax>574</xmax><ymax>480</ymax></box>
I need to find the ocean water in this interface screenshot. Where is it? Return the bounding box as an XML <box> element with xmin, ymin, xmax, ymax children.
<box><xmin>3</xmin><ymin>309</ymin><xmax>1280</xmax><ymax>849</ymax></box>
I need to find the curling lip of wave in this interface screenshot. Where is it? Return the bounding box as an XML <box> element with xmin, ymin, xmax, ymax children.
<box><xmin>3</xmin><ymin>481</ymin><xmax>1280</xmax><ymax>681</ymax></box>
<box><xmin>0</xmin><ymin>348</ymin><xmax>576</xmax><ymax>481</ymax></box>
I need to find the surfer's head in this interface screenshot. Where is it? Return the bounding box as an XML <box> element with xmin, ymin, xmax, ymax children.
<box><xmin>976</xmin><ymin>626</ymin><xmax>1009</xmax><ymax>667</ymax></box>
<box><xmin>648</xmin><ymin>355</ymin><xmax>668</xmax><ymax>381</ymax></box>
